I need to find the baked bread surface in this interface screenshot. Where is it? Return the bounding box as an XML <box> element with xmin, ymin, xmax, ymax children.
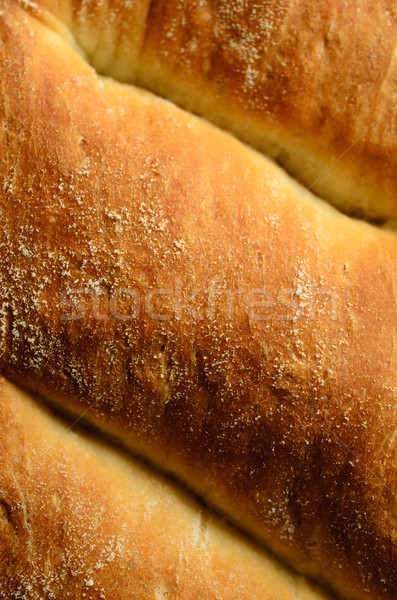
<box><xmin>0</xmin><ymin>376</ymin><xmax>336</xmax><ymax>600</ymax></box>
<box><xmin>0</xmin><ymin>2</ymin><xmax>397</xmax><ymax>600</ymax></box>
<box><xmin>19</xmin><ymin>0</ymin><xmax>397</xmax><ymax>221</ymax></box>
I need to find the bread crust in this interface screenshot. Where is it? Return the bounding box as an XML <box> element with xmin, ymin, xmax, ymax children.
<box><xmin>139</xmin><ymin>0</ymin><xmax>397</xmax><ymax>221</ymax></box>
<box><xmin>1</xmin><ymin>4</ymin><xmax>397</xmax><ymax>600</ymax></box>
<box><xmin>0</xmin><ymin>376</ymin><xmax>337</xmax><ymax>599</ymax></box>
<box><xmin>17</xmin><ymin>0</ymin><xmax>397</xmax><ymax>221</ymax></box>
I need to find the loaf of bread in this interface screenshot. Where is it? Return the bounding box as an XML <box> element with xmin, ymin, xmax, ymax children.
<box><xmin>0</xmin><ymin>376</ymin><xmax>337</xmax><ymax>599</ymax></box>
<box><xmin>1</xmin><ymin>1</ymin><xmax>397</xmax><ymax>599</ymax></box>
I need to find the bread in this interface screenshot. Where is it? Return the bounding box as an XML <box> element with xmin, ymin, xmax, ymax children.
<box><xmin>1</xmin><ymin>1</ymin><xmax>397</xmax><ymax>599</ymax></box>
<box><xmin>16</xmin><ymin>0</ymin><xmax>397</xmax><ymax>222</ymax></box>
<box><xmin>0</xmin><ymin>375</ymin><xmax>336</xmax><ymax>600</ymax></box>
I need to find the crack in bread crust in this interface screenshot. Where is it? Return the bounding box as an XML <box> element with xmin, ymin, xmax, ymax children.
<box><xmin>1</xmin><ymin>377</ymin><xmax>338</xmax><ymax>600</ymax></box>
<box><xmin>15</xmin><ymin>0</ymin><xmax>397</xmax><ymax>223</ymax></box>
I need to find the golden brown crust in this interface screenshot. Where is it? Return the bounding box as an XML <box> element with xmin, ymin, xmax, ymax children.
<box><xmin>138</xmin><ymin>0</ymin><xmax>397</xmax><ymax>221</ymax></box>
<box><xmin>17</xmin><ymin>0</ymin><xmax>397</xmax><ymax>221</ymax></box>
<box><xmin>0</xmin><ymin>376</ymin><xmax>337</xmax><ymax>600</ymax></box>
<box><xmin>1</xmin><ymin>3</ymin><xmax>397</xmax><ymax>600</ymax></box>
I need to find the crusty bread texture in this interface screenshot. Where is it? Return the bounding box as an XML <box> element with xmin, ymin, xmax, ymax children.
<box><xmin>1</xmin><ymin>2</ymin><xmax>397</xmax><ymax>600</ymax></box>
<box><xmin>0</xmin><ymin>376</ymin><xmax>335</xmax><ymax>600</ymax></box>
<box><xmin>16</xmin><ymin>0</ymin><xmax>397</xmax><ymax>221</ymax></box>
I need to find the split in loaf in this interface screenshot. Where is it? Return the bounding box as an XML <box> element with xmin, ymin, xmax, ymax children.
<box><xmin>19</xmin><ymin>0</ymin><xmax>397</xmax><ymax>221</ymax></box>
<box><xmin>0</xmin><ymin>376</ymin><xmax>335</xmax><ymax>600</ymax></box>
